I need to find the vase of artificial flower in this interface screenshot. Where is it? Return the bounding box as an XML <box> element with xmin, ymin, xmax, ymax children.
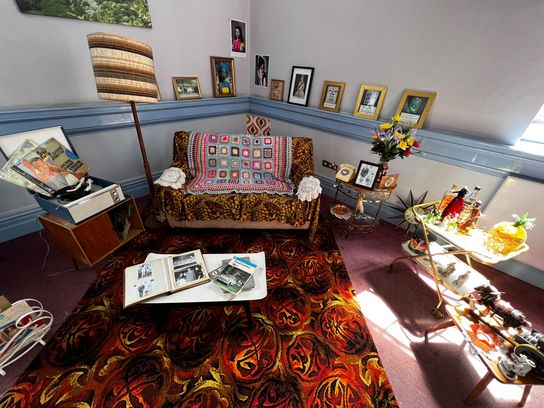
<box><xmin>370</xmin><ymin>116</ymin><xmax>421</xmax><ymax>187</ymax></box>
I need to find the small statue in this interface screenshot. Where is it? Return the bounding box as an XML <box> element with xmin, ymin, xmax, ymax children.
<box><xmin>453</xmin><ymin>271</ymin><xmax>471</xmax><ymax>288</ymax></box>
<box><xmin>498</xmin><ymin>353</ymin><xmax>536</xmax><ymax>380</ymax></box>
<box><xmin>472</xmin><ymin>285</ymin><xmax>530</xmax><ymax>329</ymax></box>
<box><xmin>437</xmin><ymin>262</ymin><xmax>456</xmax><ymax>278</ymax></box>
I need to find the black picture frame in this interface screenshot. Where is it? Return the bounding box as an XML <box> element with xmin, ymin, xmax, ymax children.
<box><xmin>287</xmin><ymin>66</ymin><xmax>315</xmax><ymax>107</ymax></box>
<box><xmin>353</xmin><ymin>160</ymin><xmax>381</xmax><ymax>189</ymax></box>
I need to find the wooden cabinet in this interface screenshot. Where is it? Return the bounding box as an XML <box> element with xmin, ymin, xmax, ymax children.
<box><xmin>39</xmin><ymin>197</ymin><xmax>144</xmax><ymax>268</ymax></box>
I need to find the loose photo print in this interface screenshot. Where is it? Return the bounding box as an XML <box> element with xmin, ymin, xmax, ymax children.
<box><xmin>170</xmin><ymin>251</ymin><xmax>209</xmax><ymax>290</ymax></box>
<box><xmin>132</xmin><ymin>263</ymin><xmax>156</xmax><ymax>299</ymax></box>
<box><xmin>230</xmin><ymin>19</ymin><xmax>247</xmax><ymax>57</ymax></box>
<box><xmin>255</xmin><ymin>55</ymin><xmax>269</xmax><ymax>87</ymax></box>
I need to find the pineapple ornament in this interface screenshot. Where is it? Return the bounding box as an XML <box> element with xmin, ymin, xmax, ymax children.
<box><xmin>485</xmin><ymin>213</ymin><xmax>536</xmax><ymax>255</ymax></box>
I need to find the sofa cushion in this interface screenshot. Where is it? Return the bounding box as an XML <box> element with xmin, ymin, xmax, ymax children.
<box><xmin>246</xmin><ymin>114</ymin><xmax>271</xmax><ymax>136</ymax></box>
<box><xmin>186</xmin><ymin>132</ymin><xmax>294</xmax><ymax>195</ymax></box>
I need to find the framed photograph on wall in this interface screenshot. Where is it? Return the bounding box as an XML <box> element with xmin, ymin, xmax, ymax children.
<box><xmin>353</xmin><ymin>160</ymin><xmax>381</xmax><ymax>189</ymax></box>
<box><xmin>269</xmin><ymin>79</ymin><xmax>285</xmax><ymax>101</ymax></box>
<box><xmin>210</xmin><ymin>56</ymin><xmax>236</xmax><ymax>97</ymax></box>
<box><xmin>353</xmin><ymin>85</ymin><xmax>388</xmax><ymax>120</ymax></box>
<box><xmin>172</xmin><ymin>77</ymin><xmax>202</xmax><ymax>100</ymax></box>
<box><xmin>288</xmin><ymin>66</ymin><xmax>315</xmax><ymax>107</ymax></box>
<box><xmin>394</xmin><ymin>90</ymin><xmax>436</xmax><ymax>128</ymax></box>
<box><xmin>319</xmin><ymin>81</ymin><xmax>346</xmax><ymax>113</ymax></box>
<box><xmin>255</xmin><ymin>54</ymin><xmax>269</xmax><ymax>87</ymax></box>
<box><xmin>230</xmin><ymin>19</ymin><xmax>247</xmax><ymax>57</ymax></box>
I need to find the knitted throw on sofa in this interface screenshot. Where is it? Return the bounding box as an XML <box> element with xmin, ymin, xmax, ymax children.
<box><xmin>186</xmin><ymin>132</ymin><xmax>295</xmax><ymax>195</ymax></box>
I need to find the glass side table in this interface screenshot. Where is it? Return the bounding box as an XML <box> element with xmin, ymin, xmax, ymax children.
<box><xmin>330</xmin><ymin>179</ymin><xmax>395</xmax><ymax>236</ymax></box>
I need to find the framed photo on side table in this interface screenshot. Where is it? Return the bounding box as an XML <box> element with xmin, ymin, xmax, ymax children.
<box><xmin>210</xmin><ymin>56</ymin><xmax>236</xmax><ymax>97</ymax></box>
<box><xmin>353</xmin><ymin>85</ymin><xmax>387</xmax><ymax>120</ymax></box>
<box><xmin>269</xmin><ymin>79</ymin><xmax>285</xmax><ymax>101</ymax></box>
<box><xmin>353</xmin><ymin>160</ymin><xmax>381</xmax><ymax>189</ymax></box>
<box><xmin>172</xmin><ymin>77</ymin><xmax>202</xmax><ymax>100</ymax></box>
<box><xmin>394</xmin><ymin>90</ymin><xmax>436</xmax><ymax>128</ymax></box>
<box><xmin>288</xmin><ymin>66</ymin><xmax>315</xmax><ymax>106</ymax></box>
<box><xmin>319</xmin><ymin>80</ymin><xmax>346</xmax><ymax>112</ymax></box>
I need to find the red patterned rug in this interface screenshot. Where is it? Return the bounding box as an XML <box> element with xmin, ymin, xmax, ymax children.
<box><xmin>1</xmin><ymin>222</ymin><xmax>397</xmax><ymax>407</ymax></box>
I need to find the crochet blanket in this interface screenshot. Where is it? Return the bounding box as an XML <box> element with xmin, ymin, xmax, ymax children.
<box><xmin>186</xmin><ymin>132</ymin><xmax>294</xmax><ymax>195</ymax></box>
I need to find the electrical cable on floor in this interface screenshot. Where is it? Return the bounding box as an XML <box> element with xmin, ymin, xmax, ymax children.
<box><xmin>36</xmin><ymin>219</ymin><xmax>82</xmax><ymax>277</ymax></box>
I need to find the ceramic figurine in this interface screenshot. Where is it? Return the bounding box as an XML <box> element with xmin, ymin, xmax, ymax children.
<box><xmin>499</xmin><ymin>353</ymin><xmax>536</xmax><ymax>380</ymax></box>
<box><xmin>453</xmin><ymin>271</ymin><xmax>470</xmax><ymax>288</ymax></box>
<box><xmin>437</xmin><ymin>262</ymin><xmax>456</xmax><ymax>278</ymax></box>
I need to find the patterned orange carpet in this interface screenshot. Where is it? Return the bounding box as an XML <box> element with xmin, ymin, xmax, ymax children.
<box><xmin>1</xmin><ymin>222</ymin><xmax>397</xmax><ymax>407</ymax></box>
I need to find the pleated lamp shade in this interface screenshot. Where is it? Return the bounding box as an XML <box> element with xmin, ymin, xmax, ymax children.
<box><xmin>87</xmin><ymin>32</ymin><xmax>158</xmax><ymax>104</ymax></box>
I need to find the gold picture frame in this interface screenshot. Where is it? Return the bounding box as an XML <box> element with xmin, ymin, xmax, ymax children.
<box><xmin>394</xmin><ymin>90</ymin><xmax>436</xmax><ymax>128</ymax></box>
<box><xmin>319</xmin><ymin>81</ymin><xmax>346</xmax><ymax>113</ymax></box>
<box><xmin>353</xmin><ymin>85</ymin><xmax>387</xmax><ymax>120</ymax></box>
<box><xmin>210</xmin><ymin>56</ymin><xmax>236</xmax><ymax>97</ymax></box>
<box><xmin>269</xmin><ymin>79</ymin><xmax>285</xmax><ymax>101</ymax></box>
<box><xmin>172</xmin><ymin>76</ymin><xmax>202</xmax><ymax>100</ymax></box>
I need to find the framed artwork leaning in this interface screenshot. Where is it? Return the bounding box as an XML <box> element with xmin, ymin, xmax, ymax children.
<box><xmin>353</xmin><ymin>160</ymin><xmax>381</xmax><ymax>189</ymax></box>
<box><xmin>210</xmin><ymin>56</ymin><xmax>236</xmax><ymax>97</ymax></box>
<box><xmin>353</xmin><ymin>85</ymin><xmax>388</xmax><ymax>120</ymax></box>
<box><xmin>394</xmin><ymin>90</ymin><xmax>436</xmax><ymax>128</ymax></box>
<box><xmin>269</xmin><ymin>79</ymin><xmax>285</xmax><ymax>101</ymax></box>
<box><xmin>172</xmin><ymin>77</ymin><xmax>202</xmax><ymax>100</ymax></box>
<box><xmin>288</xmin><ymin>66</ymin><xmax>315</xmax><ymax>106</ymax></box>
<box><xmin>319</xmin><ymin>81</ymin><xmax>346</xmax><ymax>113</ymax></box>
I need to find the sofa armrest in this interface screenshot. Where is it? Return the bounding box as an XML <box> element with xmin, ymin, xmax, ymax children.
<box><xmin>290</xmin><ymin>137</ymin><xmax>315</xmax><ymax>186</ymax></box>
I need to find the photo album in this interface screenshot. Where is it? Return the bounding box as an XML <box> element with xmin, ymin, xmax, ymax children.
<box><xmin>123</xmin><ymin>249</ymin><xmax>210</xmax><ymax>307</ymax></box>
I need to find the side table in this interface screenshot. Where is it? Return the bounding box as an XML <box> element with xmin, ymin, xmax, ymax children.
<box><xmin>39</xmin><ymin>196</ymin><xmax>144</xmax><ymax>270</ymax></box>
<box><xmin>424</xmin><ymin>304</ymin><xmax>544</xmax><ymax>406</ymax></box>
<box><xmin>330</xmin><ymin>179</ymin><xmax>394</xmax><ymax>236</ymax></box>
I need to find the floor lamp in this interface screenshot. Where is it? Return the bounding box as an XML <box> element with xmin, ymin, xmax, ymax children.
<box><xmin>87</xmin><ymin>32</ymin><xmax>158</xmax><ymax>194</ymax></box>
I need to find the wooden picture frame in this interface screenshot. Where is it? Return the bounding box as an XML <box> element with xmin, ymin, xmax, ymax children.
<box><xmin>394</xmin><ymin>90</ymin><xmax>436</xmax><ymax>128</ymax></box>
<box><xmin>378</xmin><ymin>173</ymin><xmax>399</xmax><ymax>190</ymax></box>
<box><xmin>288</xmin><ymin>66</ymin><xmax>315</xmax><ymax>106</ymax></box>
<box><xmin>269</xmin><ymin>79</ymin><xmax>285</xmax><ymax>101</ymax></box>
<box><xmin>210</xmin><ymin>56</ymin><xmax>236</xmax><ymax>97</ymax></box>
<box><xmin>353</xmin><ymin>160</ymin><xmax>381</xmax><ymax>189</ymax></box>
<box><xmin>319</xmin><ymin>80</ymin><xmax>346</xmax><ymax>113</ymax></box>
<box><xmin>353</xmin><ymin>85</ymin><xmax>388</xmax><ymax>120</ymax></box>
<box><xmin>172</xmin><ymin>77</ymin><xmax>202</xmax><ymax>100</ymax></box>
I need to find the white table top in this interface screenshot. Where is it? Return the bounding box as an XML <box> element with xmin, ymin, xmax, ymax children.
<box><xmin>144</xmin><ymin>252</ymin><xmax>267</xmax><ymax>304</ymax></box>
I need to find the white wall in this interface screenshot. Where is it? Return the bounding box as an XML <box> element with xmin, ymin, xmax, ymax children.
<box><xmin>0</xmin><ymin>0</ymin><xmax>250</xmax><ymax>215</ymax></box>
<box><xmin>250</xmin><ymin>0</ymin><xmax>544</xmax><ymax>145</ymax></box>
<box><xmin>0</xmin><ymin>0</ymin><xmax>250</xmax><ymax>107</ymax></box>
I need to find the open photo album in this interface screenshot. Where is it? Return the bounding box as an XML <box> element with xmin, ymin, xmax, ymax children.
<box><xmin>123</xmin><ymin>249</ymin><xmax>210</xmax><ymax>307</ymax></box>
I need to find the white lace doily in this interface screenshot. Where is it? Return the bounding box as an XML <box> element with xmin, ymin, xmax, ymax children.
<box><xmin>297</xmin><ymin>176</ymin><xmax>322</xmax><ymax>202</ymax></box>
<box><xmin>154</xmin><ymin>167</ymin><xmax>186</xmax><ymax>189</ymax></box>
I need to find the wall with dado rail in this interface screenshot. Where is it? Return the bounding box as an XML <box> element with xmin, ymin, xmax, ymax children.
<box><xmin>1</xmin><ymin>97</ymin><xmax>543</xmax><ymax>287</ymax></box>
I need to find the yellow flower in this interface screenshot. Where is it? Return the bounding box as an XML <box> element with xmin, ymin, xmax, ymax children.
<box><xmin>393</xmin><ymin>115</ymin><xmax>401</xmax><ymax>122</ymax></box>
<box><xmin>407</xmin><ymin>137</ymin><xmax>414</xmax><ymax>146</ymax></box>
<box><xmin>398</xmin><ymin>140</ymin><xmax>408</xmax><ymax>150</ymax></box>
<box><xmin>394</xmin><ymin>130</ymin><xmax>404</xmax><ymax>139</ymax></box>
<box><xmin>380</xmin><ymin>123</ymin><xmax>392</xmax><ymax>130</ymax></box>
<box><xmin>372</xmin><ymin>134</ymin><xmax>379</xmax><ymax>140</ymax></box>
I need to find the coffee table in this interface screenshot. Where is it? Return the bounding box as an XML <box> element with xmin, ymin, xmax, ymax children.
<box><xmin>144</xmin><ymin>252</ymin><xmax>267</xmax><ymax>328</ymax></box>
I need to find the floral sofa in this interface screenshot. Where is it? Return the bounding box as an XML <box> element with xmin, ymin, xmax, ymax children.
<box><xmin>149</xmin><ymin>130</ymin><xmax>321</xmax><ymax>239</ymax></box>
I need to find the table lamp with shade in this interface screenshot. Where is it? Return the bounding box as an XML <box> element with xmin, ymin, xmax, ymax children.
<box><xmin>87</xmin><ymin>32</ymin><xmax>158</xmax><ymax>194</ymax></box>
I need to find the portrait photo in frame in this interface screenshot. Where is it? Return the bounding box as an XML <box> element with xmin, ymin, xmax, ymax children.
<box><xmin>394</xmin><ymin>90</ymin><xmax>436</xmax><ymax>128</ymax></box>
<box><xmin>319</xmin><ymin>81</ymin><xmax>346</xmax><ymax>113</ymax></box>
<box><xmin>353</xmin><ymin>85</ymin><xmax>388</xmax><ymax>120</ymax></box>
<box><xmin>353</xmin><ymin>160</ymin><xmax>381</xmax><ymax>189</ymax></box>
<box><xmin>288</xmin><ymin>66</ymin><xmax>315</xmax><ymax>107</ymax></box>
<box><xmin>255</xmin><ymin>54</ymin><xmax>269</xmax><ymax>87</ymax></box>
<box><xmin>172</xmin><ymin>77</ymin><xmax>202</xmax><ymax>100</ymax></box>
<box><xmin>210</xmin><ymin>56</ymin><xmax>236</xmax><ymax>97</ymax></box>
<box><xmin>230</xmin><ymin>19</ymin><xmax>247</xmax><ymax>57</ymax></box>
<box><xmin>269</xmin><ymin>79</ymin><xmax>285</xmax><ymax>101</ymax></box>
